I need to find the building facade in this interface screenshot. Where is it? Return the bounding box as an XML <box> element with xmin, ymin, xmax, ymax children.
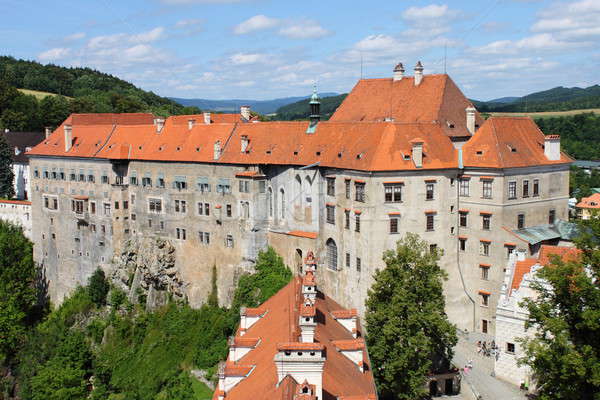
<box><xmin>27</xmin><ymin>64</ymin><xmax>572</xmax><ymax>333</ymax></box>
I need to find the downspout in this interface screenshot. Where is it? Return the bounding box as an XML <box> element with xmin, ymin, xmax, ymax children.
<box><xmin>456</xmin><ymin>148</ymin><xmax>477</xmax><ymax>332</ymax></box>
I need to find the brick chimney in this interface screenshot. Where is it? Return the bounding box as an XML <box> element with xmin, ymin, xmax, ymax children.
<box><xmin>203</xmin><ymin>112</ymin><xmax>211</xmax><ymax>124</ymax></box>
<box><xmin>411</xmin><ymin>138</ymin><xmax>424</xmax><ymax>168</ymax></box>
<box><xmin>393</xmin><ymin>62</ymin><xmax>405</xmax><ymax>81</ymax></box>
<box><xmin>188</xmin><ymin>119</ymin><xmax>195</xmax><ymax>130</ymax></box>
<box><xmin>544</xmin><ymin>135</ymin><xmax>561</xmax><ymax>161</ymax></box>
<box><xmin>64</xmin><ymin>124</ymin><xmax>73</xmax><ymax>152</ymax></box>
<box><xmin>240</xmin><ymin>105</ymin><xmax>251</xmax><ymax>121</ymax></box>
<box><xmin>466</xmin><ymin>107</ymin><xmax>476</xmax><ymax>135</ymax></box>
<box><xmin>414</xmin><ymin>61</ymin><xmax>424</xmax><ymax>86</ymax></box>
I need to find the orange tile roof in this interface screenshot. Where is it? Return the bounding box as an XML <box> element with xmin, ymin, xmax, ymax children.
<box><xmin>214</xmin><ymin>278</ymin><xmax>377</xmax><ymax>399</ymax></box>
<box><xmin>233</xmin><ymin>337</ymin><xmax>260</xmax><ymax>347</ymax></box>
<box><xmin>462</xmin><ymin>117</ymin><xmax>572</xmax><ymax>169</ymax></box>
<box><xmin>576</xmin><ymin>193</ymin><xmax>600</xmax><ymax>209</ymax></box>
<box><xmin>303</xmin><ymin>271</ymin><xmax>315</xmax><ymax>285</ymax></box>
<box><xmin>241</xmin><ymin>307</ymin><xmax>266</xmax><ymax>317</ymax></box>
<box><xmin>332</xmin><ymin>339</ymin><xmax>366</xmax><ymax>351</ymax></box>
<box><xmin>538</xmin><ymin>245</ymin><xmax>581</xmax><ymax>266</ymax></box>
<box><xmin>331</xmin><ymin>309</ymin><xmax>357</xmax><ymax>319</ymax></box>
<box><xmin>287</xmin><ymin>231</ymin><xmax>319</xmax><ymax>239</ymax></box>
<box><xmin>170</xmin><ymin>113</ymin><xmax>243</xmax><ymax>124</ymax></box>
<box><xmin>511</xmin><ymin>258</ymin><xmax>538</xmax><ymax>291</ymax></box>
<box><xmin>329</xmin><ymin>75</ymin><xmax>483</xmax><ymax>138</ymax></box>
<box><xmin>300</xmin><ymin>304</ymin><xmax>316</xmax><ymax>317</ymax></box>
<box><xmin>0</xmin><ymin>199</ymin><xmax>31</xmax><ymax>205</ymax></box>
<box><xmin>224</xmin><ymin>363</ymin><xmax>254</xmax><ymax>377</ymax></box>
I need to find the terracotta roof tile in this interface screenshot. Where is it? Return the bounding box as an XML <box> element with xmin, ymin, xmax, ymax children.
<box><xmin>224</xmin><ymin>363</ymin><xmax>254</xmax><ymax>377</ymax></box>
<box><xmin>277</xmin><ymin>342</ymin><xmax>324</xmax><ymax>351</ymax></box>
<box><xmin>241</xmin><ymin>307</ymin><xmax>266</xmax><ymax>317</ymax></box>
<box><xmin>576</xmin><ymin>193</ymin><xmax>600</xmax><ymax>209</ymax></box>
<box><xmin>332</xmin><ymin>339</ymin><xmax>366</xmax><ymax>351</ymax></box>
<box><xmin>512</xmin><ymin>259</ymin><xmax>538</xmax><ymax>291</ymax></box>
<box><xmin>303</xmin><ymin>271</ymin><xmax>316</xmax><ymax>285</ymax></box>
<box><xmin>538</xmin><ymin>245</ymin><xmax>581</xmax><ymax>266</ymax></box>
<box><xmin>0</xmin><ymin>199</ymin><xmax>31</xmax><ymax>205</ymax></box>
<box><xmin>287</xmin><ymin>231</ymin><xmax>319</xmax><ymax>239</ymax></box>
<box><xmin>300</xmin><ymin>304</ymin><xmax>316</xmax><ymax>317</ymax></box>
<box><xmin>331</xmin><ymin>309</ymin><xmax>358</xmax><ymax>319</ymax></box>
<box><xmin>233</xmin><ymin>337</ymin><xmax>260</xmax><ymax>348</ymax></box>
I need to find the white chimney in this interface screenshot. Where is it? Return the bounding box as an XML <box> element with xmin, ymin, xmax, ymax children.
<box><xmin>214</xmin><ymin>140</ymin><xmax>222</xmax><ymax>160</ymax></box>
<box><xmin>544</xmin><ymin>135</ymin><xmax>561</xmax><ymax>161</ymax></box>
<box><xmin>64</xmin><ymin>124</ymin><xmax>73</xmax><ymax>152</ymax></box>
<box><xmin>414</xmin><ymin>61</ymin><xmax>424</xmax><ymax>86</ymax></box>
<box><xmin>154</xmin><ymin>118</ymin><xmax>165</xmax><ymax>133</ymax></box>
<box><xmin>466</xmin><ymin>107</ymin><xmax>476</xmax><ymax>135</ymax></box>
<box><xmin>241</xmin><ymin>135</ymin><xmax>249</xmax><ymax>153</ymax></box>
<box><xmin>44</xmin><ymin>127</ymin><xmax>52</xmax><ymax>139</ymax></box>
<box><xmin>411</xmin><ymin>139</ymin><xmax>424</xmax><ymax>168</ymax></box>
<box><xmin>299</xmin><ymin>301</ymin><xmax>316</xmax><ymax>343</ymax></box>
<box><xmin>393</xmin><ymin>62</ymin><xmax>405</xmax><ymax>81</ymax></box>
<box><xmin>275</xmin><ymin>343</ymin><xmax>325</xmax><ymax>400</ymax></box>
<box><xmin>203</xmin><ymin>112</ymin><xmax>211</xmax><ymax>124</ymax></box>
<box><xmin>240</xmin><ymin>105</ymin><xmax>251</xmax><ymax>121</ymax></box>
<box><xmin>188</xmin><ymin>119</ymin><xmax>195</xmax><ymax>130</ymax></box>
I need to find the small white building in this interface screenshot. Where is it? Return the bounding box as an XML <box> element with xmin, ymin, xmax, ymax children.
<box><xmin>0</xmin><ymin>199</ymin><xmax>32</xmax><ymax>238</ymax></box>
<box><xmin>2</xmin><ymin>130</ymin><xmax>46</xmax><ymax>200</ymax></box>
<box><xmin>495</xmin><ymin>245</ymin><xmax>580</xmax><ymax>388</ymax></box>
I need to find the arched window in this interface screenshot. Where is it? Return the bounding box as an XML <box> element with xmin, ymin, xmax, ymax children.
<box><xmin>326</xmin><ymin>238</ymin><xmax>337</xmax><ymax>270</ymax></box>
<box><xmin>280</xmin><ymin>188</ymin><xmax>285</xmax><ymax>219</ymax></box>
<box><xmin>295</xmin><ymin>175</ymin><xmax>303</xmax><ymax>206</ymax></box>
<box><xmin>304</xmin><ymin>176</ymin><xmax>312</xmax><ymax>199</ymax></box>
<box><xmin>268</xmin><ymin>187</ymin><xmax>273</xmax><ymax>217</ymax></box>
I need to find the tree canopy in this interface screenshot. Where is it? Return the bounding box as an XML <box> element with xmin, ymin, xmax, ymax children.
<box><xmin>365</xmin><ymin>233</ymin><xmax>457</xmax><ymax>400</ymax></box>
<box><xmin>0</xmin><ymin>133</ymin><xmax>14</xmax><ymax>198</ymax></box>
<box><xmin>519</xmin><ymin>216</ymin><xmax>600</xmax><ymax>400</ymax></box>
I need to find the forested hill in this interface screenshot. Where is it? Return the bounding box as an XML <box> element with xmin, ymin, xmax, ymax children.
<box><xmin>273</xmin><ymin>93</ymin><xmax>347</xmax><ymax>120</ymax></box>
<box><xmin>0</xmin><ymin>56</ymin><xmax>200</xmax><ymax>131</ymax></box>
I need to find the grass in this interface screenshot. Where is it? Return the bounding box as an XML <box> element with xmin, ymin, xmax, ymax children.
<box><xmin>191</xmin><ymin>378</ymin><xmax>214</xmax><ymax>400</ymax></box>
<box><xmin>489</xmin><ymin>108</ymin><xmax>600</xmax><ymax>119</ymax></box>
<box><xmin>17</xmin><ymin>88</ymin><xmax>71</xmax><ymax>100</ymax></box>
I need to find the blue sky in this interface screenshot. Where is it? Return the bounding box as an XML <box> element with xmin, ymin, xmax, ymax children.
<box><xmin>2</xmin><ymin>0</ymin><xmax>599</xmax><ymax>100</ymax></box>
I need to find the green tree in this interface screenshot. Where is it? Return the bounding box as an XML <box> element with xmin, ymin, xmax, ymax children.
<box><xmin>0</xmin><ymin>129</ymin><xmax>15</xmax><ymax>199</ymax></box>
<box><xmin>88</xmin><ymin>269</ymin><xmax>109</xmax><ymax>307</ymax></box>
<box><xmin>519</xmin><ymin>216</ymin><xmax>600</xmax><ymax>399</ymax></box>
<box><xmin>0</xmin><ymin>220</ymin><xmax>35</xmax><ymax>360</ymax></box>
<box><xmin>365</xmin><ymin>233</ymin><xmax>457</xmax><ymax>400</ymax></box>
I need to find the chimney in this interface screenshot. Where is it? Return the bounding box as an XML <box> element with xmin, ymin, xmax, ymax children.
<box><xmin>275</xmin><ymin>343</ymin><xmax>325</xmax><ymax>400</ymax></box>
<box><xmin>466</xmin><ymin>107</ymin><xmax>476</xmax><ymax>135</ymax></box>
<box><xmin>544</xmin><ymin>135</ymin><xmax>561</xmax><ymax>161</ymax></box>
<box><xmin>414</xmin><ymin>61</ymin><xmax>424</xmax><ymax>86</ymax></box>
<box><xmin>44</xmin><ymin>127</ymin><xmax>52</xmax><ymax>139</ymax></box>
<box><xmin>411</xmin><ymin>138</ymin><xmax>424</xmax><ymax>168</ymax></box>
<box><xmin>214</xmin><ymin>140</ymin><xmax>222</xmax><ymax>160</ymax></box>
<box><xmin>64</xmin><ymin>124</ymin><xmax>73</xmax><ymax>152</ymax></box>
<box><xmin>240</xmin><ymin>105</ymin><xmax>251</xmax><ymax>121</ymax></box>
<box><xmin>203</xmin><ymin>112</ymin><xmax>211</xmax><ymax>124</ymax></box>
<box><xmin>154</xmin><ymin>118</ymin><xmax>165</xmax><ymax>133</ymax></box>
<box><xmin>299</xmin><ymin>299</ymin><xmax>316</xmax><ymax>343</ymax></box>
<box><xmin>393</xmin><ymin>62</ymin><xmax>405</xmax><ymax>81</ymax></box>
<box><xmin>188</xmin><ymin>119</ymin><xmax>196</xmax><ymax>130</ymax></box>
<box><xmin>241</xmin><ymin>135</ymin><xmax>249</xmax><ymax>153</ymax></box>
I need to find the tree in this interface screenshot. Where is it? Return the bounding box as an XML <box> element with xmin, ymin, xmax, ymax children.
<box><xmin>0</xmin><ymin>132</ymin><xmax>14</xmax><ymax>199</ymax></box>
<box><xmin>519</xmin><ymin>216</ymin><xmax>600</xmax><ymax>399</ymax></box>
<box><xmin>88</xmin><ymin>269</ymin><xmax>109</xmax><ymax>307</ymax></box>
<box><xmin>0</xmin><ymin>220</ymin><xmax>35</xmax><ymax>360</ymax></box>
<box><xmin>365</xmin><ymin>233</ymin><xmax>457</xmax><ymax>400</ymax></box>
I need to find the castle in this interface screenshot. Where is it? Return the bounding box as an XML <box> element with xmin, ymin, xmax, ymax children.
<box><xmin>27</xmin><ymin>62</ymin><xmax>572</xmax><ymax>334</ymax></box>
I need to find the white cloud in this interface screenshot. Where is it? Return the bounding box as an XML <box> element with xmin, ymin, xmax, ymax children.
<box><xmin>176</xmin><ymin>19</ymin><xmax>202</xmax><ymax>28</ymax></box>
<box><xmin>38</xmin><ymin>47</ymin><xmax>71</xmax><ymax>62</ymax></box>
<box><xmin>64</xmin><ymin>32</ymin><xmax>86</xmax><ymax>42</ymax></box>
<box><xmin>87</xmin><ymin>27</ymin><xmax>164</xmax><ymax>50</ymax></box>
<box><xmin>531</xmin><ymin>0</ymin><xmax>600</xmax><ymax>40</ymax></box>
<box><xmin>402</xmin><ymin>4</ymin><xmax>458</xmax><ymax>22</ymax></box>
<box><xmin>278</xmin><ymin>19</ymin><xmax>330</xmax><ymax>39</ymax></box>
<box><xmin>229</xmin><ymin>52</ymin><xmax>267</xmax><ymax>65</ymax></box>
<box><xmin>130</xmin><ymin>27</ymin><xmax>164</xmax><ymax>43</ymax></box>
<box><xmin>233</xmin><ymin>15</ymin><xmax>280</xmax><ymax>35</ymax></box>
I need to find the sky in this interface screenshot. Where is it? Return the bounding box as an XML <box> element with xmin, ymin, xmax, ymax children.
<box><xmin>1</xmin><ymin>0</ymin><xmax>599</xmax><ymax>101</ymax></box>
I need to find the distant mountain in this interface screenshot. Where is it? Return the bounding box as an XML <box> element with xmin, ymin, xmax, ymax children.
<box><xmin>486</xmin><ymin>96</ymin><xmax>520</xmax><ymax>104</ymax></box>
<box><xmin>169</xmin><ymin>93</ymin><xmax>339</xmax><ymax>115</ymax></box>
<box><xmin>274</xmin><ymin>94</ymin><xmax>348</xmax><ymax>121</ymax></box>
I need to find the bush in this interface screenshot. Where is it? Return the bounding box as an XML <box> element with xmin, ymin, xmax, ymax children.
<box><xmin>88</xmin><ymin>269</ymin><xmax>109</xmax><ymax>307</ymax></box>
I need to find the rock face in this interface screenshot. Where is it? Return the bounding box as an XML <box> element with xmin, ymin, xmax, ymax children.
<box><xmin>111</xmin><ymin>236</ymin><xmax>187</xmax><ymax>309</ymax></box>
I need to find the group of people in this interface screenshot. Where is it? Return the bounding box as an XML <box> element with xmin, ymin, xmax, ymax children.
<box><xmin>476</xmin><ymin>340</ymin><xmax>499</xmax><ymax>360</ymax></box>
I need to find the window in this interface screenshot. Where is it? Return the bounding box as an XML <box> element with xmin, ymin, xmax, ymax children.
<box><xmin>101</xmin><ymin>225</ymin><xmax>106</xmax><ymax>234</ymax></box>
<box><xmin>506</xmin><ymin>245</ymin><xmax>515</xmax><ymax>258</ymax></box>
<box><xmin>346</xmin><ymin>252</ymin><xmax>351</xmax><ymax>268</ymax></box>
<box><xmin>197</xmin><ymin>177</ymin><xmax>210</xmax><ymax>192</ymax></box>
<box><xmin>356</xmin><ymin>257</ymin><xmax>361</xmax><ymax>272</ymax></box>
<box><xmin>90</xmin><ymin>202</ymin><xmax>96</xmax><ymax>214</ymax></box>
<box><xmin>355</xmin><ymin>182</ymin><xmax>365</xmax><ymax>202</ymax></box>
<box><xmin>389</xmin><ymin>216</ymin><xmax>399</xmax><ymax>234</ymax></box>
<box><xmin>480</xmin><ymin>241</ymin><xmax>490</xmax><ymax>256</ymax></box>
<box><xmin>459</xmin><ymin>211</ymin><xmax>468</xmax><ymax>227</ymax></box>
<box><xmin>59</xmin><ymin>170</ymin><xmax>65</xmax><ymax>180</ymax></box>
<box><xmin>426</xmin><ymin>214</ymin><xmax>435</xmax><ymax>231</ymax></box>
<box><xmin>355</xmin><ymin>213</ymin><xmax>361</xmax><ymax>232</ymax></box>
<box><xmin>216</xmin><ymin>178</ymin><xmax>231</xmax><ymax>194</ymax></box>
<box><xmin>523</xmin><ymin>180</ymin><xmax>529</xmax><ymax>198</ymax></box>
<box><xmin>103</xmin><ymin>203</ymin><xmax>111</xmax><ymax>216</ymax></box>
<box><xmin>480</xmin><ymin>292</ymin><xmax>490</xmax><ymax>307</ymax></box>
<box><xmin>34</xmin><ymin>168</ymin><xmax>39</xmax><ymax>178</ymax></box>
<box><xmin>157</xmin><ymin>174</ymin><xmax>165</xmax><ymax>188</ymax></box>
<box><xmin>344</xmin><ymin>210</ymin><xmax>350</xmax><ymax>229</ymax></box>
<box><xmin>43</xmin><ymin>169</ymin><xmax>49</xmax><ymax>179</ymax></box>
<box><xmin>176</xmin><ymin>228</ymin><xmax>187</xmax><ymax>240</ymax></box>
<box><xmin>517</xmin><ymin>213</ymin><xmax>525</xmax><ymax>230</ymax></box>
<box><xmin>326</xmin><ymin>177</ymin><xmax>335</xmax><ymax>196</ymax></box>
<box><xmin>160</xmin><ymin>221</ymin><xmax>165</xmax><ymax>230</ymax></box>
<box><xmin>508</xmin><ymin>181</ymin><xmax>517</xmax><ymax>199</ymax></box>
<box><xmin>129</xmin><ymin>171</ymin><xmax>138</xmax><ymax>185</ymax></box>
<box><xmin>173</xmin><ymin>176</ymin><xmax>187</xmax><ymax>190</ymax></box>
<box><xmin>345</xmin><ymin>179</ymin><xmax>350</xmax><ymax>199</ymax></box>
<box><xmin>131</xmin><ymin>194</ymin><xmax>135</xmax><ymax>205</ymax></box>
<box><xmin>459</xmin><ymin>238</ymin><xmax>466</xmax><ymax>251</ymax></box>
<box><xmin>114</xmin><ymin>201</ymin><xmax>119</xmax><ymax>210</ymax></box>
<box><xmin>425</xmin><ymin>183</ymin><xmax>435</xmax><ymax>200</ymax></box>
<box><xmin>123</xmin><ymin>200</ymin><xmax>128</xmax><ymax>210</ymax></box>
<box><xmin>148</xmin><ymin>198</ymin><xmax>162</xmax><ymax>214</ymax></box>
<box><xmin>43</xmin><ymin>195</ymin><xmax>59</xmax><ymax>210</ymax></box>
<box><xmin>506</xmin><ymin>343</ymin><xmax>515</xmax><ymax>354</ymax></box>
<box><xmin>482</xmin><ymin>214</ymin><xmax>491</xmax><ymax>230</ymax></box>
<box><xmin>258</xmin><ymin>180</ymin><xmax>266</xmax><ymax>193</ymax></box>
<box><xmin>533</xmin><ymin>179</ymin><xmax>540</xmax><ymax>197</ymax></box>
<box><xmin>199</xmin><ymin>231</ymin><xmax>211</xmax><ymax>244</ymax></box>
<box><xmin>51</xmin><ymin>170</ymin><xmax>57</xmax><ymax>179</ymax></box>
<box><xmin>480</xmin><ymin>265</ymin><xmax>489</xmax><ymax>280</ymax></box>
<box><xmin>241</xmin><ymin>201</ymin><xmax>250</xmax><ymax>218</ymax></box>
<box><xmin>131</xmin><ymin>213</ymin><xmax>136</xmax><ymax>221</ymax></box>
<box><xmin>326</xmin><ymin>205</ymin><xmax>335</xmax><ymax>224</ymax></box>
<box><xmin>70</xmin><ymin>170</ymin><xmax>76</xmax><ymax>181</ymax></box>
<box><xmin>101</xmin><ymin>174</ymin><xmax>109</xmax><ymax>184</ymax></box>
<box><xmin>549</xmin><ymin>209</ymin><xmax>556</xmax><ymax>224</ymax></box>
<box><xmin>87</xmin><ymin>173</ymin><xmax>95</xmax><ymax>183</ymax></box>
<box><xmin>142</xmin><ymin>175</ymin><xmax>152</xmax><ymax>187</ymax></box>
<box><xmin>225</xmin><ymin>234</ymin><xmax>234</xmax><ymax>248</ymax></box>
<box><xmin>482</xmin><ymin>180</ymin><xmax>492</xmax><ymax>199</ymax></box>
<box><xmin>384</xmin><ymin>183</ymin><xmax>402</xmax><ymax>202</ymax></box>
<box><xmin>175</xmin><ymin>200</ymin><xmax>187</xmax><ymax>213</ymax></box>
<box><xmin>239</xmin><ymin>180</ymin><xmax>250</xmax><ymax>193</ymax></box>
<box><xmin>197</xmin><ymin>202</ymin><xmax>210</xmax><ymax>216</ymax></box>
<box><xmin>326</xmin><ymin>239</ymin><xmax>337</xmax><ymax>270</ymax></box>
<box><xmin>280</xmin><ymin>189</ymin><xmax>285</xmax><ymax>219</ymax></box>
<box><xmin>429</xmin><ymin>244</ymin><xmax>437</xmax><ymax>253</ymax></box>
<box><xmin>226</xmin><ymin>204</ymin><xmax>232</xmax><ymax>217</ymax></box>
<box><xmin>78</xmin><ymin>170</ymin><xmax>85</xmax><ymax>181</ymax></box>
<box><xmin>72</xmin><ymin>200</ymin><xmax>85</xmax><ymax>214</ymax></box>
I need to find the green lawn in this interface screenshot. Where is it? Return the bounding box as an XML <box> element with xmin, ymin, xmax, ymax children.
<box><xmin>17</xmin><ymin>88</ymin><xmax>71</xmax><ymax>99</ymax></box>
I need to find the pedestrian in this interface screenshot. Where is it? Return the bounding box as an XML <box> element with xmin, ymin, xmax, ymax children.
<box><xmin>464</xmin><ymin>365</ymin><xmax>469</xmax><ymax>375</ymax></box>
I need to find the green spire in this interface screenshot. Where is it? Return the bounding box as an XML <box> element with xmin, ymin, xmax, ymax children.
<box><xmin>309</xmin><ymin>84</ymin><xmax>320</xmax><ymax>104</ymax></box>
